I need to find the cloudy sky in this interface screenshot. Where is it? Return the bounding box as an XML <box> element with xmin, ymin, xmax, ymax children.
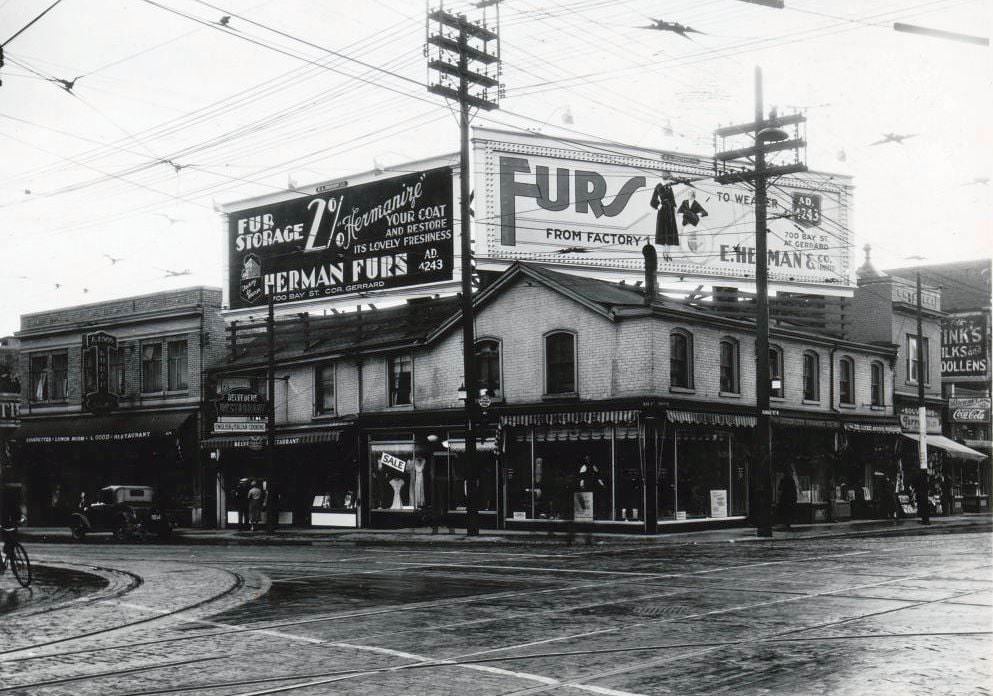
<box><xmin>0</xmin><ymin>0</ymin><xmax>989</xmax><ymax>334</ymax></box>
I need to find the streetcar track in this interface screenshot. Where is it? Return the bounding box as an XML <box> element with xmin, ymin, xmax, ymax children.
<box><xmin>4</xmin><ymin>563</ymin><xmax>143</xmax><ymax>620</ymax></box>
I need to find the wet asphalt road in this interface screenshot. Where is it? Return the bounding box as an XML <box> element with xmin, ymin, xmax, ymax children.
<box><xmin>0</xmin><ymin>530</ymin><xmax>990</xmax><ymax>696</ymax></box>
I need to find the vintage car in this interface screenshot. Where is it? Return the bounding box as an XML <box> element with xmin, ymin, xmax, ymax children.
<box><xmin>69</xmin><ymin>485</ymin><xmax>173</xmax><ymax>541</ymax></box>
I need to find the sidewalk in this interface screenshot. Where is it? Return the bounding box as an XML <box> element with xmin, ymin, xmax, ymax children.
<box><xmin>19</xmin><ymin>513</ymin><xmax>992</xmax><ymax>547</ymax></box>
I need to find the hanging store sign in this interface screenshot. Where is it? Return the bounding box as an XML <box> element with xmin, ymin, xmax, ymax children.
<box><xmin>227</xmin><ymin>167</ymin><xmax>454</xmax><ymax>309</ymax></box>
<box><xmin>949</xmin><ymin>397</ymin><xmax>991</xmax><ymax>423</ymax></box>
<box><xmin>216</xmin><ymin>388</ymin><xmax>267</xmax><ymax>417</ymax></box>
<box><xmin>473</xmin><ymin>129</ymin><xmax>853</xmax><ymax>289</ymax></box>
<box><xmin>82</xmin><ymin>332</ymin><xmax>119</xmax><ymax>414</ymax></box>
<box><xmin>941</xmin><ymin>313</ymin><xmax>989</xmax><ymax>378</ymax></box>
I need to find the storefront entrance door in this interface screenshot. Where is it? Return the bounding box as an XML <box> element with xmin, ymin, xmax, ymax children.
<box><xmin>431</xmin><ymin>452</ymin><xmax>451</xmax><ymax>514</ymax></box>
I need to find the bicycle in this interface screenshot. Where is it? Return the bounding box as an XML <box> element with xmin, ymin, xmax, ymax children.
<box><xmin>1</xmin><ymin>523</ymin><xmax>32</xmax><ymax>589</ymax></box>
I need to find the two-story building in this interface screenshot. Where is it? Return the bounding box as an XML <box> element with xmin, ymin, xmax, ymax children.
<box><xmin>12</xmin><ymin>287</ymin><xmax>224</xmax><ymax>526</ymax></box>
<box><xmin>1</xmin><ymin>336</ymin><xmax>22</xmax><ymax>523</ymax></box>
<box><xmin>208</xmin><ymin>262</ymin><xmax>900</xmax><ymax>533</ymax></box>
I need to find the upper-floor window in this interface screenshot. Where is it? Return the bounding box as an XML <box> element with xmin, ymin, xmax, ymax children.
<box><xmin>389</xmin><ymin>354</ymin><xmax>413</xmax><ymax>406</ymax></box>
<box><xmin>29</xmin><ymin>351</ymin><xmax>68</xmax><ymax>402</ymax></box>
<box><xmin>141</xmin><ymin>343</ymin><xmax>163</xmax><ymax>393</ymax></box>
<box><xmin>870</xmin><ymin>361</ymin><xmax>885</xmax><ymax>407</ymax></box>
<box><xmin>167</xmin><ymin>340</ymin><xmax>188</xmax><ymax>391</ymax></box>
<box><xmin>315</xmin><ymin>363</ymin><xmax>335</xmax><ymax>416</ymax></box>
<box><xmin>719</xmin><ymin>338</ymin><xmax>739</xmax><ymax>394</ymax></box>
<box><xmin>670</xmin><ymin>330</ymin><xmax>694</xmax><ymax>389</ymax></box>
<box><xmin>839</xmin><ymin>356</ymin><xmax>855</xmax><ymax>405</ymax></box>
<box><xmin>475</xmin><ymin>339</ymin><xmax>502</xmax><ymax>397</ymax></box>
<box><xmin>109</xmin><ymin>347</ymin><xmax>126</xmax><ymax>395</ymax></box>
<box><xmin>907</xmin><ymin>334</ymin><xmax>930</xmax><ymax>386</ymax></box>
<box><xmin>803</xmin><ymin>351</ymin><xmax>820</xmax><ymax>401</ymax></box>
<box><xmin>769</xmin><ymin>345</ymin><xmax>784</xmax><ymax>398</ymax></box>
<box><xmin>545</xmin><ymin>331</ymin><xmax>576</xmax><ymax>395</ymax></box>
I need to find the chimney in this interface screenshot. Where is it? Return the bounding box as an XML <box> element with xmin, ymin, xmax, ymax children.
<box><xmin>642</xmin><ymin>244</ymin><xmax>657</xmax><ymax>305</ymax></box>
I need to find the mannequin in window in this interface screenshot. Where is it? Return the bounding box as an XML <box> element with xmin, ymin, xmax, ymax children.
<box><xmin>576</xmin><ymin>455</ymin><xmax>606</xmax><ymax>519</ymax></box>
<box><xmin>389</xmin><ymin>478</ymin><xmax>405</xmax><ymax>510</ymax></box>
<box><xmin>650</xmin><ymin>182</ymin><xmax>679</xmax><ymax>246</ymax></box>
<box><xmin>410</xmin><ymin>457</ymin><xmax>426</xmax><ymax>508</ymax></box>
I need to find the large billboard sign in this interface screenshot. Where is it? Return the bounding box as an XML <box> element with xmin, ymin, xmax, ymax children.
<box><xmin>227</xmin><ymin>167</ymin><xmax>454</xmax><ymax>309</ymax></box>
<box><xmin>473</xmin><ymin>129</ymin><xmax>852</xmax><ymax>289</ymax></box>
<box><xmin>942</xmin><ymin>313</ymin><xmax>989</xmax><ymax>379</ymax></box>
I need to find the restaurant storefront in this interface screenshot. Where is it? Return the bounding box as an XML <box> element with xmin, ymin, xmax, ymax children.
<box><xmin>13</xmin><ymin>409</ymin><xmax>200</xmax><ymax>526</ymax></box>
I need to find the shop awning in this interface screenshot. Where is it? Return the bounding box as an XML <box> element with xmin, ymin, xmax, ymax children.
<box><xmin>902</xmin><ymin>434</ymin><xmax>988</xmax><ymax>461</ymax></box>
<box><xmin>16</xmin><ymin>410</ymin><xmax>195</xmax><ymax>444</ymax></box>
<box><xmin>843</xmin><ymin>421</ymin><xmax>903</xmax><ymax>434</ymax></box>
<box><xmin>202</xmin><ymin>429</ymin><xmax>345</xmax><ymax>449</ymax></box>
<box><xmin>773</xmin><ymin>416</ymin><xmax>839</xmax><ymax>430</ymax></box>
<box><xmin>666</xmin><ymin>410</ymin><xmax>756</xmax><ymax>428</ymax></box>
<box><xmin>500</xmin><ymin>410</ymin><xmax>639</xmax><ymax>427</ymax></box>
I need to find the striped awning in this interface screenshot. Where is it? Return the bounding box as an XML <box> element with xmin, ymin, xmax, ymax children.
<box><xmin>500</xmin><ymin>410</ymin><xmax>640</xmax><ymax>427</ymax></box>
<box><xmin>202</xmin><ymin>429</ymin><xmax>343</xmax><ymax>449</ymax></box>
<box><xmin>773</xmin><ymin>416</ymin><xmax>839</xmax><ymax>430</ymax></box>
<box><xmin>666</xmin><ymin>410</ymin><xmax>756</xmax><ymax>428</ymax></box>
<box><xmin>843</xmin><ymin>422</ymin><xmax>902</xmax><ymax>434</ymax></box>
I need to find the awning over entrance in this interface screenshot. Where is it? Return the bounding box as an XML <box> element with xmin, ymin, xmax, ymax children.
<box><xmin>500</xmin><ymin>410</ymin><xmax>639</xmax><ymax>427</ymax></box>
<box><xmin>902</xmin><ymin>433</ymin><xmax>987</xmax><ymax>461</ymax></box>
<box><xmin>666</xmin><ymin>410</ymin><xmax>756</xmax><ymax>428</ymax></box>
<box><xmin>201</xmin><ymin>429</ymin><xmax>345</xmax><ymax>449</ymax></box>
<box><xmin>16</xmin><ymin>410</ymin><xmax>195</xmax><ymax>444</ymax></box>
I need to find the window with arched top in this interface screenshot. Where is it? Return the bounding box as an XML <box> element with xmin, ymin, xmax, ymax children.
<box><xmin>670</xmin><ymin>330</ymin><xmax>694</xmax><ymax>389</ymax></box>
<box><xmin>769</xmin><ymin>345</ymin><xmax>784</xmax><ymax>398</ymax></box>
<box><xmin>719</xmin><ymin>338</ymin><xmax>740</xmax><ymax>394</ymax></box>
<box><xmin>839</xmin><ymin>356</ymin><xmax>855</xmax><ymax>405</ymax></box>
<box><xmin>870</xmin><ymin>361</ymin><xmax>885</xmax><ymax>407</ymax></box>
<box><xmin>475</xmin><ymin>339</ymin><xmax>501</xmax><ymax>397</ymax></box>
<box><xmin>545</xmin><ymin>331</ymin><xmax>576</xmax><ymax>395</ymax></box>
<box><xmin>803</xmin><ymin>351</ymin><xmax>820</xmax><ymax>401</ymax></box>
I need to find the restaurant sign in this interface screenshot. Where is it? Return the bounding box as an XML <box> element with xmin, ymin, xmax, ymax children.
<box><xmin>941</xmin><ymin>313</ymin><xmax>989</xmax><ymax>379</ymax></box>
<box><xmin>949</xmin><ymin>397</ymin><xmax>991</xmax><ymax>424</ymax></box>
<box><xmin>228</xmin><ymin>167</ymin><xmax>454</xmax><ymax>309</ymax></box>
<box><xmin>82</xmin><ymin>331</ymin><xmax>119</xmax><ymax>414</ymax></box>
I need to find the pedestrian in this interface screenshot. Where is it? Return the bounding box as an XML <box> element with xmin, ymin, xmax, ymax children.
<box><xmin>777</xmin><ymin>465</ymin><xmax>798</xmax><ymax>530</ymax></box>
<box><xmin>236</xmin><ymin>478</ymin><xmax>250</xmax><ymax>530</ymax></box>
<box><xmin>247</xmin><ymin>480</ymin><xmax>264</xmax><ymax>531</ymax></box>
<box><xmin>913</xmin><ymin>470</ymin><xmax>930</xmax><ymax>525</ymax></box>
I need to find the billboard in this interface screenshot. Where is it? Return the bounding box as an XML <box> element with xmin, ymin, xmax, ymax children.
<box><xmin>227</xmin><ymin>167</ymin><xmax>454</xmax><ymax>309</ymax></box>
<box><xmin>941</xmin><ymin>313</ymin><xmax>989</xmax><ymax>379</ymax></box>
<box><xmin>473</xmin><ymin>129</ymin><xmax>852</xmax><ymax>289</ymax></box>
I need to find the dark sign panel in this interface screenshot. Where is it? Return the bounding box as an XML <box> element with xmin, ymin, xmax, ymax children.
<box><xmin>228</xmin><ymin>167</ymin><xmax>454</xmax><ymax>309</ymax></box>
<box><xmin>83</xmin><ymin>331</ymin><xmax>119</xmax><ymax>414</ymax></box>
<box><xmin>949</xmin><ymin>397</ymin><xmax>991</xmax><ymax>423</ymax></box>
<box><xmin>941</xmin><ymin>313</ymin><xmax>989</xmax><ymax>378</ymax></box>
<box><xmin>791</xmin><ymin>192</ymin><xmax>822</xmax><ymax>227</ymax></box>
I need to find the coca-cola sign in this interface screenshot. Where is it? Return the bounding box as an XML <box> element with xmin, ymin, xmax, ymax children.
<box><xmin>949</xmin><ymin>397</ymin><xmax>991</xmax><ymax>423</ymax></box>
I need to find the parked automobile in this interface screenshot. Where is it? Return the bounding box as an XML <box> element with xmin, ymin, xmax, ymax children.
<box><xmin>69</xmin><ymin>486</ymin><xmax>173</xmax><ymax>541</ymax></box>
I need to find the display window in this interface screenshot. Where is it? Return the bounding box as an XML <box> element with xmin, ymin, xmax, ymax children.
<box><xmin>665</xmin><ymin>428</ymin><xmax>745</xmax><ymax>519</ymax></box>
<box><xmin>369</xmin><ymin>433</ymin><xmax>420</xmax><ymax>511</ymax></box>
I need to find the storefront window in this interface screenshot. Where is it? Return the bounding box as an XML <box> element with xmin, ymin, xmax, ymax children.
<box><xmin>673</xmin><ymin>430</ymin><xmax>734</xmax><ymax>518</ymax></box>
<box><xmin>369</xmin><ymin>433</ymin><xmax>419</xmax><ymax>510</ymax></box>
<box><xmin>167</xmin><ymin>340</ymin><xmax>188</xmax><ymax>391</ymax></box>
<box><xmin>719</xmin><ymin>339</ymin><xmax>739</xmax><ymax>394</ymax></box>
<box><xmin>769</xmin><ymin>346</ymin><xmax>784</xmax><ymax>398</ymax></box>
<box><xmin>142</xmin><ymin>343</ymin><xmax>163</xmax><ymax>393</ymax></box>
<box><xmin>839</xmin><ymin>357</ymin><xmax>854</xmax><ymax>405</ymax></box>
<box><xmin>670</xmin><ymin>331</ymin><xmax>693</xmax><ymax>389</ymax></box>
<box><xmin>440</xmin><ymin>430</ymin><xmax>498</xmax><ymax>512</ymax></box>
<box><xmin>545</xmin><ymin>332</ymin><xmax>576</xmax><ymax>395</ymax></box>
<box><xmin>870</xmin><ymin>361</ymin><xmax>884</xmax><ymax>406</ymax></box>
<box><xmin>315</xmin><ymin>363</ymin><xmax>335</xmax><ymax>415</ymax></box>
<box><xmin>475</xmin><ymin>340</ymin><xmax>501</xmax><ymax>397</ymax></box>
<box><xmin>616</xmin><ymin>430</ymin><xmax>645</xmax><ymax>521</ymax></box>
<box><xmin>803</xmin><ymin>351</ymin><xmax>820</xmax><ymax>401</ymax></box>
<box><xmin>388</xmin><ymin>354</ymin><xmax>413</xmax><ymax>406</ymax></box>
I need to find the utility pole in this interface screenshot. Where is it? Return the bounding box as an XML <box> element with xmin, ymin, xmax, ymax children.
<box><xmin>265</xmin><ymin>296</ymin><xmax>277</xmax><ymax>533</ymax></box>
<box><xmin>714</xmin><ymin>67</ymin><xmax>807</xmax><ymax>538</ymax></box>
<box><xmin>427</xmin><ymin>5</ymin><xmax>500</xmax><ymax>537</ymax></box>
<box><xmin>916</xmin><ymin>271</ymin><xmax>929</xmax><ymax>489</ymax></box>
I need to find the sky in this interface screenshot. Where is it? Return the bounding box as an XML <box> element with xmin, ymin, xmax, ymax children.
<box><xmin>0</xmin><ymin>0</ymin><xmax>990</xmax><ymax>335</ymax></box>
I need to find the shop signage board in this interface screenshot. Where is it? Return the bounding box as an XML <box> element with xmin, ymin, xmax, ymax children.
<box><xmin>941</xmin><ymin>313</ymin><xmax>989</xmax><ymax>378</ymax></box>
<box><xmin>898</xmin><ymin>406</ymin><xmax>942</xmax><ymax>434</ymax></box>
<box><xmin>473</xmin><ymin>129</ymin><xmax>853</xmax><ymax>290</ymax></box>
<box><xmin>214</xmin><ymin>421</ymin><xmax>267</xmax><ymax>433</ymax></box>
<box><xmin>216</xmin><ymin>389</ymin><xmax>268</xmax><ymax>417</ymax></box>
<box><xmin>379</xmin><ymin>452</ymin><xmax>406</xmax><ymax>473</ymax></box>
<box><xmin>949</xmin><ymin>397</ymin><xmax>991</xmax><ymax>423</ymax></box>
<box><xmin>227</xmin><ymin>167</ymin><xmax>454</xmax><ymax>309</ymax></box>
<box><xmin>709</xmin><ymin>489</ymin><xmax>728</xmax><ymax>518</ymax></box>
<box><xmin>891</xmin><ymin>278</ymin><xmax>941</xmax><ymax>311</ymax></box>
<box><xmin>573</xmin><ymin>492</ymin><xmax>594</xmax><ymax>521</ymax></box>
